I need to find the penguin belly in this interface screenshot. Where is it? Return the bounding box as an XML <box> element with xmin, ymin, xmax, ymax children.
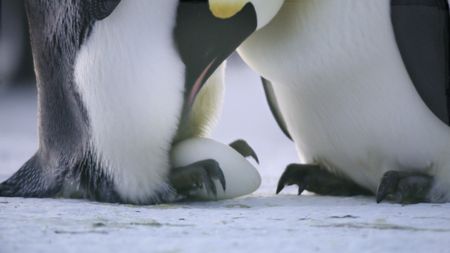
<box><xmin>74</xmin><ymin>1</ymin><xmax>184</xmax><ymax>204</ymax></box>
<box><xmin>239</xmin><ymin>0</ymin><xmax>450</xmax><ymax>200</ymax></box>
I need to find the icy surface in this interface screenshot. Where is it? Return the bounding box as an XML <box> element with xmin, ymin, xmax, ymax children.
<box><xmin>2</xmin><ymin>196</ymin><xmax>450</xmax><ymax>253</ymax></box>
<box><xmin>1</xmin><ymin>60</ymin><xmax>450</xmax><ymax>253</ymax></box>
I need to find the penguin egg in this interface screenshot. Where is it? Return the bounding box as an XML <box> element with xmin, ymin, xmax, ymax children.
<box><xmin>171</xmin><ymin>138</ymin><xmax>261</xmax><ymax>200</ymax></box>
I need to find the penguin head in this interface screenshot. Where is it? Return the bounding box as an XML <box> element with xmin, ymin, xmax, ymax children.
<box><xmin>209</xmin><ymin>0</ymin><xmax>285</xmax><ymax>30</ymax></box>
<box><xmin>175</xmin><ymin>0</ymin><xmax>285</xmax><ymax>105</ymax></box>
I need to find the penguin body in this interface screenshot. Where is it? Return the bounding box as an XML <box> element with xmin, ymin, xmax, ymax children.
<box><xmin>239</xmin><ymin>0</ymin><xmax>450</xmax><ymax>202</ymax></box>
<box><xmin>74</xmin><ymin>0</ymin><xmax>186</xmax><ymax>204</ymax></box>
<box><xmin>0</xmin><ymin>0</ymin><xmax>261</xmax><ymax>204</ymax></box>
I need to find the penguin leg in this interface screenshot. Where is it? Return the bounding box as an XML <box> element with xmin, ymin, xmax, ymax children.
<box><xmin>376</xmin><ymin>171</ymin><xmax>433</xmax><ymax>204</ymax></box>
<box><xmin>170</xmin><ymin>159</ymin><xmax>226</xmax><ymax>197</ymax></box>
<box><xmin>276</xmin><ymin>164</ymin><xmax>372</xmax><ymax>196</ymax></box>
<box><xmin>229</xmin><ymin>139</ymin><xmax>259</xmax><ymax>163</ymax></box>
<box><xmin>0</xmin><ymin>154</ymin><xmax>63</xmax><ymax>198</ymax></box>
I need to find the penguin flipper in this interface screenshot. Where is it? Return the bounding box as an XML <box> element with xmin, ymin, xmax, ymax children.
<box><xmin>391</xmin><ymin>0</ymin><xmax>450</xmax><ymax>124</ymax></box>
<box><xmin>276</xmin><ymin>164</ymin><xmax>372</xmax><ymax>196</ymax></box>
<box><xmin>261</xmin><ymin>78</ymin><xmax>292</xmax><ymax>140</ymax></box>
<box><xmin>90</xmin><ymin>0</ymin><xmax>121</xmax><ymax>20</ymax></box>
<box><xmin>170</xmin><ymin>159</ymin><xmax>226</xmax><ymax>198</ymax></box>
<box><xmin>376</xmin><ymin>171</ymin><xmax>433</xmax><ymax>204</ymax></box>
<box><xmin>0</xmin><ymin>154</ymin><xmax>63</xmax><ymax>198</ymax></box>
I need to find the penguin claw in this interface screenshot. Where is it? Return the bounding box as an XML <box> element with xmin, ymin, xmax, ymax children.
<box><xmin>276</xmin><ymin>164</ymin><xmax>310</xmax><ymax>195</ymax></box>
<box><xmin>170</xmin><ymin>159</ymin><xmax>226</xmax><ymax>198</ymax></box>
<box><xmin>376</xmin><ymin>171</ymin><xmax>399</xmax><ymax>203</ymax></box>
<box><xmin>376</xmin><ymin>170</ymin><xmax>433</xmax><ymax>204</ymax></box>
<box><xmin>229</xmin><ymin>139</ymin><xmax>259</xmax><ymax>164</ymax></box>
<box><xmin>276</xmin><ymin>181</ymin><xmax>285</xmax><ymax>195</ymax></box>
<box><xmin>298</xmin><ymin>185</ymin><xmax>306</xmax><ymax>196</ymax></box>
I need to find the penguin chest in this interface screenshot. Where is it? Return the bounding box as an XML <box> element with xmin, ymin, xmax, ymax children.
<box><xmin>175</xmin><ymin>63</ymin><xmax>226</xmax><ymax>142</ymax></box>
<box><xmin>74</xmin><ymin>1</ymin><xmax>184</xmax><ymax>203</ymax></box>
<box><xmin>240</xmin><ymin>0</ymin><xmax>450</xmax><ymax>190</ymax></box>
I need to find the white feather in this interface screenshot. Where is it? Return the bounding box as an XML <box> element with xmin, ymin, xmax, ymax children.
<box><xmin>239</xmin><ymin>0</ymin><xmax>450</xmax><ymax>201</ymax></box>
<box><xmin>74</xmin><ymin>0</ymin><xmax>184</xmax><ymax>204</ymax></box>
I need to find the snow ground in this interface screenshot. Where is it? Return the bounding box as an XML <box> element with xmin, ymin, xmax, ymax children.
<box><xmin>1</xmin><ymin>59</ymin><xmax>450</xmax><ymax>253</ymax></box>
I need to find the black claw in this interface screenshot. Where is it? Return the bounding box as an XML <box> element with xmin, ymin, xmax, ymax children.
<box><xmin>218</xmin><ymin>172</ymin><xmax>226</xmax><ymax>192</ymax></box>
<box><xmin>276</xmin><ymin>166</ymin><xmax>290</xmax><ymax>194</ymax></box>
<box><xmin>376</xmin><ymin>171</ymin><xmax>399</xmax><ymax>203</ymax></box>
<box><xmin>276</xmin><ymin>180</ymin><xmax>285</xmax><ymax>195</ymax></box>
<box><xmin>203</xmin><ymin>159</ymin><xmax>226</xmax><ymax>192</ymax></box>
<box><xmin>203</xmin><ymin>161</ymin><xmax>218</xmax><ymax>196</ymax></box>
<box><xmin>276</xmin><ymin>164</ymin><xmax>305</xmax><ymax>195</ymax></box>
<box><xmin>297</xmin><ymin>185</ymin><xmax>306</xmax><ymax>196</ymax></box>
<box><xmin>251</xmin><ymin>153</ymin><xmax>259</xmax><ymax>164</ymax></box>
<box><xmin>229</xmin><ymin>139</ymin><xmax>260</xmax><ymax>164</ymax></box>
<box><xmin>205</xmin><ymin>171</ymin><xmax>217</xmax><ymax>196</ymax></box>
<box><xmin>376</xmin><ymin>188</ymin><xmax>390</xmax><ymax>203</ymax></box>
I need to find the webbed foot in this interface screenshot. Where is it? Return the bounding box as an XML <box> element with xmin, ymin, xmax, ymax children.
<box><xmin>276</xmin><ymin>164</ymin><xmax>372</xmax><ymax>196</ymax></box>
<box><xmin>170</xmin><ymin>159</ymin><xmax>226</xmax><ymax>198</ymax></box>
<box><xmin>376</xmin><ymin>170</ymin><xmax>433</xmax><ymax>204</ymax></box>
<box><xmin>229</xmin><ymin>139</ymin><xmax>259</xmax><ymax>163</ymax></box>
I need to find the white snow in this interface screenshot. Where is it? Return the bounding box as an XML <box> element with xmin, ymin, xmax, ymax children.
<box><xmin>1</xmin><ymin>58</ymin><xmax>450</xmax><ymax>253</ymax></box>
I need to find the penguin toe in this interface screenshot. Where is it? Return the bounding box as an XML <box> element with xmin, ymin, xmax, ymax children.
<box><xmin>170</xmin><ymin>159</ymin><xmax>226</xmax><ymax>198</ymax></box>
<box><xmin>276</xmin><ymin>164</ymin><xmax>316</xmax><ymax>195</ymax></box>
<box><xmin>0</xmin><ymin>182</ymin><xmax>17</xmax><ymax>197</ymax></box>
<box><xmin>376</xmin><ymin>170</ymin><xmax>433</xmax><ymax>204</ymax></box>
<box><xmin>229</xmin><ymin>139</ymin><xmax>259</xmax><ymax>164</ymax></box>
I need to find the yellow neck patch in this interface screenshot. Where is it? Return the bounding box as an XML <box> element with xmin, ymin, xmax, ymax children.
<box><xmin>209</xmin><ymin>0</ymin><xmax>248</xmax><ymax>19</ymax></box>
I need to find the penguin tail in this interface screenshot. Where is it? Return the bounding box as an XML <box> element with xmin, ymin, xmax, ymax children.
<box><xmin>0</xmin><ymin>154</ymin><xmax>63</xmax><ymax>198</ymax></box>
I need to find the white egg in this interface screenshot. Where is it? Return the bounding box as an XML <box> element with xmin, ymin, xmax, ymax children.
<box><xmin>171</xmin><ymin>137</ymin><xmax>261</xmax><ymax>200</ymax></box>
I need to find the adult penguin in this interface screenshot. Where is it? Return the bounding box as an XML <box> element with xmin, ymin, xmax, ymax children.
<box><xmin>0</xmin><ymin>0</ymin><xmax>281</xmax><ymax>204</ymax></box>
<box><xmin>237</xmin><ymin>0</ymin><xmax>450</xmax><ymax>203</ymax></box>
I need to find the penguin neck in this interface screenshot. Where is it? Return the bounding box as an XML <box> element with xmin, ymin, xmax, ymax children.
<box><xmin>73</xmin><ymin>0</ymin><xmax>185</xmax><ymax>203</ymax></box>
<box><xmin>174</xmin><ymin>63</ymin><xmax>226</xmax><ymax>144</ymax></box>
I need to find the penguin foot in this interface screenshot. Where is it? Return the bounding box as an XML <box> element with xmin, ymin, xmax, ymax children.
<box><xmin>229</xmin><ymin>139</ymin><xmax>259</xmax><ymax>163</ymax></box>
<box><xmin>170</xmin><ymin>159</ymin><xmax>226</xmax><ymax>197</ymax></box>
<box><xmin>0</xmin><ymin>154</ymin><xmax>63</xmax><ymax>198</ymax></box>
<box><xmin>376</xmin><ymin>171</ymin><xmax>433</xmax><ymax>204</ymax></box>
<box><xmin>276</xmin><ymin>164</ymin><xmax>372</xmax><ymax>196</ymax></box>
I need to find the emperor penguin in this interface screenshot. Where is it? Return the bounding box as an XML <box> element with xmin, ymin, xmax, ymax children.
<box><xmin>0</xmin><ymin>0</ymin><xmax>281</xmax><ymax>204</ymax></box>
<box><xmin>237</xmin><ymin>0</ymin><xmax>450</xmax><ymax>203</ymax></box>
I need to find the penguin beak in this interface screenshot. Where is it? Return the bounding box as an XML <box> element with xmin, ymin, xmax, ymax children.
<box><xmin>174</xmin><ymin>1</ymin><xmax>257</xmax><ymax>106</ymax></box>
